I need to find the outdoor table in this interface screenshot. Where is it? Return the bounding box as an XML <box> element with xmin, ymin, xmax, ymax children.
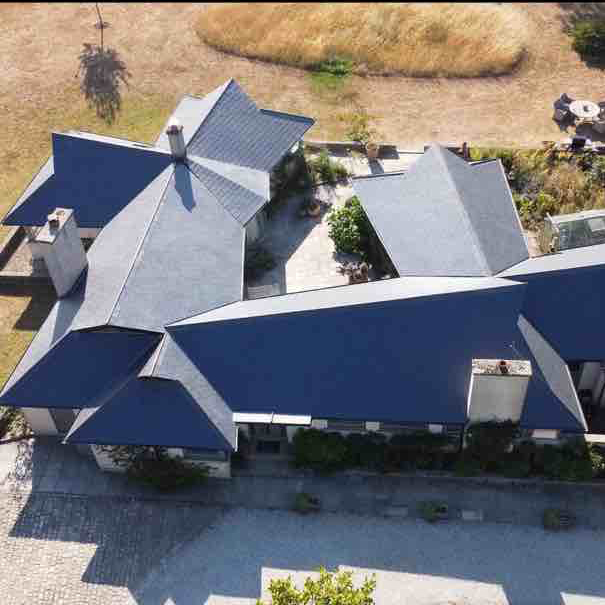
<box><xmin>570</xmin><ymin>100</ymin><xmax>600</xmax><ymax>120</ymax></box>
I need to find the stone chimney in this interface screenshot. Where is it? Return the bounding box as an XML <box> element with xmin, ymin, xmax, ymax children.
<box><xmin>33</xmin><ymin>208</ymin><xmax>88</xmax><ymax>297</ymax></box>
<box><xmin>165</xmin><ymin>117</ymin><xmax>186</xmax><ymax>160</ymax></box>
<box><xmin>467</xmin><ymin>359</ymin><xmax>532</xmax><ymax>423</ymax></box>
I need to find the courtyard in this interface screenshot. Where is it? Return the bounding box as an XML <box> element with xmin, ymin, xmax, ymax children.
<box><xmin>0</xmin><ymin>494</ymin><xmax>604</xmax><ymax>605</ymax></box>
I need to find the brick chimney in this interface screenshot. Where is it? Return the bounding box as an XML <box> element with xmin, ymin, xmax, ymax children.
<box><xmin>467</xmin><ymin>358</ymin><xmax>532</xmax><ymax>423</ymax></box>
<box><xmin>33</xmin><ymin>208</ymin><xmax>88</xmax><ymax>297</ymax></box>
<box><xmin>166</xmin><ymin>117</ymin><xmax>186</xmax><ymax>160</ymax></box>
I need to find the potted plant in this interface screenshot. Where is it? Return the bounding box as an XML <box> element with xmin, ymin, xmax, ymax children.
<box><xmin>339</xmin><ymin>106</ymin><xmax>381</xmax><ymax>159</ymax></box>
<box><xmin>293</xmin><ymin>492</ymin><xmax>322</xmax><ymax>514</ymax></box>
<box><xmin>365</xmin><ymin>141</ymin><xmax>380</xmax><ymax>160</ymax></box>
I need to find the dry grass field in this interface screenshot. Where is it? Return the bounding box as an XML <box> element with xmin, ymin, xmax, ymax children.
<box><xmin>196</xmin><ymin>3</ymin><xmax>530</xmax><ymax>77</ymax></box>
<box><xmin>1</xmin><ymin>2</ymin><xmax>605</xmax><ymax>392</ymax></box>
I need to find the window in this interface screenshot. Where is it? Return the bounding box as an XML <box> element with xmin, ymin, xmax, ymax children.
<box><xmin>182</xmin><ymin>448</ymin><xmax>227</xmax><ymax>462</ymax></box>
<box><xmin>326</xmin><ymin>420</ymin><xmax>365</xmax><ymax>432</ymax></box>
<box><xmin>380</xmin><ymin>423</ymin><xmax>427</xmax><ymax>434</ymax></box>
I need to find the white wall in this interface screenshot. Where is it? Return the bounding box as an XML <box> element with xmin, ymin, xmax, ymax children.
<box><xmin>91</xmin><ymin>445</ymin><xmax>125</xmax><ymax>472</ymax></box>
<box><xmin>21</xmin><ymin>407</ymin><xmax>57</xmax><ymax>435</ymax></box>
<box><xmin>467</xmin><ymin>374</ymin><xmax>529</xmax><ymax>423</ymax></box>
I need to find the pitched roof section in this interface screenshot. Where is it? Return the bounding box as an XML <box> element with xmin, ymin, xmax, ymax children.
<box><xmin>186</xmin><ymin>79</ymin><xmax>314</xmax><ymax>171</ymax></box>
<box><xmin>353</xmin><ymin>146</ymin><xmax>529</xmax><ymax>277</ymax></box>
<box><xmin>165</xmin><ymin>278</ymin><xmax>527</xmax><ymax>426</ymax></box>
<box><xmin>0</xmin><ymin>329</ymin><xmax>160</xmax><ymax>409</ymax></box>
<box><xmin>501</xmin><ymin>246</ymin><xmax>605</xmax><ymax>361</ymax></box>
<box><xmin>517</xmin><ymin>315</ymin><xmax>586</xmax><ymax>431</ymax></box>
<box><xmin>186</xmin><ymin>155</ymin><xmax>268</xmax><ymax>225</ymax></box>
<box><xmin>4</xmin><ymin>132</ymin><xmax>172</xmax><ymax>228</ymax></box>
<box><xmin>155</xmin><ymin>82</ymin><xmax>232</xmax><ymax>150</ymax></box>
<box><xmin>63</xmin><ymin>377</ymin><xmax>233</xmax><ymax>451</ymax></box>
<box><xmin>109</xmin><ymin>163</ymin><xmax>244</xmax><ymax>331</ymax></box>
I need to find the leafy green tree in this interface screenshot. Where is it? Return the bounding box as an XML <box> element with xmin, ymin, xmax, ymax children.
<box><xmin>257</xmin><ymin>567</ymin><xmax>376</xmax><ymax>605</ymax></box>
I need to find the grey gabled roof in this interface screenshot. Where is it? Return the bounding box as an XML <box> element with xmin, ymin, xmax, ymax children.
<box><xmin>110</xmin><ymin>163</ymin><xmax>244</xmax><ymax>331</ymax></box>
<box><xmin>352</xmin><ymin>145</ymin><xmax>529</xmax><ymax>277</ymax></box>
<box><xmin>186</xmin><ymin>155</ymin><xmax>268</xmax><ymax>225</ymax></box>
<box><xmin>186</xmin><ymin>79</ymin><xmax>315</xmax><ymax>172</ymax></box>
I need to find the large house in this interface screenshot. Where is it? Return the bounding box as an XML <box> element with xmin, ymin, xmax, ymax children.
<box><xmin>1</xmin><ymin>79</ymin><xmax>604</xmax><ymax>477</ymax></box>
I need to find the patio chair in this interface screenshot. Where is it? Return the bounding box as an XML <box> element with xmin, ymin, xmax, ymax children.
<box><xmin>569</xmin><ymin>136</ymin><xmax>590</xmax><ymax>151</ymax></box>
<box><xmin>593</xmin><ymin>120</ymin><xmax>605</xmax><ymax>134</ymax></box>
<box><xmin>560</xmin><ymin>93</ymin><xmax>575</xmax><ymax>105</ymax></box>
<box><xmin>553</xmin><ymin>95</ymin><xmax>572</xmax><ymax>122</ymax></box>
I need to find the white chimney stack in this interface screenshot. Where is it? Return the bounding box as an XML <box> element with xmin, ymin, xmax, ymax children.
<box><xmin>32</xmin><ymin>208</ymin><xmax>88</xmax><ymax>298</ymax></box>
<box><xmin>467</xmin><ymin>358</ymin><xmax>532</xmax><ymax>424</ymax></box>
<box><xmin>166</xmin><ymin>117</ymin><xmax>186</xmax><ymax>159</ymax></box>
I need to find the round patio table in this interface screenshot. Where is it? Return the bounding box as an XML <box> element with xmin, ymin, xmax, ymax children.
<box><xmin>570</xmin><ymin>100</ymin><xmax>600</xmax><ymax>120</ymax></box>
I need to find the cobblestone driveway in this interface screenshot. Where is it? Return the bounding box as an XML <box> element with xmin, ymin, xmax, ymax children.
<box><xmin>0</xmin><ymin>493</ymin><xmax>222</xmax><ymax>605</ymax></box>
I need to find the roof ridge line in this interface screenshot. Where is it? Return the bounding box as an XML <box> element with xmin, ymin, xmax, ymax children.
<box><xmin>107</xmin><ymin>165</ymin><xmax>175</xmax><ymax>325</ymax></box>
<box><xmin>52</xmin><ymin>130</ymin><xmax>171</xmax><ymax>155</ymax></box>
<box><xmin>184</xmin><ymin>159</ymin><xmax>244</xmax><ymax>225</ymax></box>
<box><xmin>434</xmin><ymin>147</ymin><xmax>491</xmax><ymax>276</ymax></box>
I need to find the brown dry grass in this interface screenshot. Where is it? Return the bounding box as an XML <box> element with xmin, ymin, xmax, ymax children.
<box><xmin>196</xmin><ymin>3</ymin><xmax>530</xmax><ymax>77</ymax></box>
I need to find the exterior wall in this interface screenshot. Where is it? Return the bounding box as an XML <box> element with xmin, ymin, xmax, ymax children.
<box><xmin>467</xmin><ymin>373</ymin><xmax>529</xmax><ymax>423</ymax></box>
<box><xmin>21</xmin><ymin>407</ymin><xmax>58</xmax><ymax>435</ymax></box>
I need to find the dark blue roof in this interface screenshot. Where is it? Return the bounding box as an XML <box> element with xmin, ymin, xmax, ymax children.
<box><xmin>3</xmin><ymin>133</ymin><xmax>172</xmax><ymax>228</ymax></box>
<box><xmin>186</xmin><ymin>80</ymin><xmax>314</xmax><ymax>172</ymax></box>
<box><xmin>352</xmin><ymin>146</ymin><xmax>529</xmax><ymax>277</ymax></box>
<box><xmin>166</xmin><ymin>279</ymin><xmax>528</xmax><ymax>426</ymax></box>
<box><xmin>502</xmin><ymin>260</ymin><xmax>605</xmax><ymax>361</ymax></box>
<box><xmin>0</xmin><ymin>329</ymin><xmax>160</xmax><ymax>409</ymax></box>
<box><xmin>64</xmin><ymin>377</ymin><xmax>233</xmax><ymax>450</ymax></box>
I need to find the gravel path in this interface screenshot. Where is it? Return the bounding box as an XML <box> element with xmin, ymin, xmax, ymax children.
<box><xmin>134</xmin><ymin>508</ymin><xmax>605</xmax><ymax>605</ymax></box>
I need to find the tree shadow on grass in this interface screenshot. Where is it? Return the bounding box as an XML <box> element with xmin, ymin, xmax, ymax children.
<box><xmin>76</xmin><ymin>43</ymin><xmax>131</xmax><ymax>124</ymax></box>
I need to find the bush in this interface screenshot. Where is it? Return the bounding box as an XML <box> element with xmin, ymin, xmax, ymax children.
<box><xmin>293</xmin><ymin>492</ymin><xmax>321</xmax><ymax>514</ymax></box>
<box><xmin>543</xmin><ymin>508</ymin><xmax>576</xmax><ymax>531</ymax></box>
<box><xmin>344</xmin><ymin>432</ymin><xmax>389</xmax><ymax>471</ymax></box>
<box><xmin>258</xmin><ymin>566</ymin><xmax>376</xmax><ymax>605</ymax></box>
<box><xmin>307</xmin><ymin>150</ymin><xmax>349</xmax><ymax>185</ymax></box>
<box><xmin>570</xmin><ymin>19</ymin><xmax>605</xmax><ymax>59</ymax></box>
<box><xmin>465</xmin><ymin>421</ymin><xmax>519</xmax><ymax>471</ymax></box>
<box><xmin>500</xmin><ymin>456</ymin><xmax>531</xmax><ymax>479</ymax></box>
<box><xmin>327</xmin><ymin>196</ymin><xmax>372</xmax><ymax>257</ymax></box>
<box><xmin>418</xmin><ymin>500</ymin><xmax>449</xmax><ymax>523</ymax></box>
<box><xmin>453</xmin><ymin>455</ymin><xmax>482</xmax><ymax>477</ymax></box>
<box><xmin>339</xmin><ymin>107</ymin><xmax>379</xmax><ymax>146</ymax></box>
<box><xmin>291</xmin><ymin>429</ymin><xmax>348</xmax><ymax>472</ymax></box>
<box><xmin>245</xmin><ymin>245</ymin><xmax>276</xmax><ymax>281</ymax></box>
<box><xmin>128</xmin><ymin>457</ymin><xmax>209</xmax><ymax>491</ymax></box>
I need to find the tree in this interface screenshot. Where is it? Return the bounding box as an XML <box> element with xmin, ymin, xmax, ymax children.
<box><xmin>257</xmin><ymin>567</ymin><xmax>376</xmax><ymax>605</ymax></box>
<box><xmin>98</xmin><ymin>444</ymin><xmax>209</xmax><ymax>491</ymax></box>
<box><xmin>76</xmin><ymin>3</ymin><xmax>130</xmax><ymax>123</ymax></box>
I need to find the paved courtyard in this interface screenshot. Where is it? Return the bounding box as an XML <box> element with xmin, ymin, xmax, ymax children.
<box><xmin>2</xmin><ymin>496</ymin><xmax>604</xmax><ymax>605</ymax></box>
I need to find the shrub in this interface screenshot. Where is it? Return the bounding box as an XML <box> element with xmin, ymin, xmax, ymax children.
<box><xmin>339</xmin><ymin>107</ymin><xmax>379</xmax><ymax>146</ymax></box>
<box><xmin>418</xmin><ymin>500</ymin><xmax>449</xmax><ymax>523</ymax></box>
<box><xmin>327</xmin><ymin>196</ymin><xmax>372</xmax><ymax>257</ymax></box>
<box><xmin>344</xmin><ymin>432</ymin><xmax>389</xmax><ymax>471</ymax></box>
<box><xmin>258</xmin><ymin>566</ymin><xmax>376</xmax><ymax>605</ymax></box>
<box><xmin>500</xmin><ymin>456</ymin><xmax>531</xmax><ymax>479</ymax></box>
<box><xmin>570</xmin><ymin>19</ymin><xmax>605</xmax><ymax>59</ymax></box>
<box><xmin>465</xmin><ymin>421</ymin><xmax>519</xmax><ymax>471</ymax></box>
<box><xmin>453</xmin><ymin>455</ymin><xmax>482</xmax><ymax>477</ymax></box>
<box><xmin>307</xmin><ymin>151</ymin><xmax>349</xmax><ymax>185</ymax></box>
<box><xmin>293</xmin><ymin>492</ymin><xmax>321</xmax><ymax>514</ymax></box>
<box><xmin>543</xmin><ymin>508</ymin><xmax>576</xmax><ymax>531</ymax></box>
<box><xmin>245</xmin><ymin>245</ymin><xmax>276</xmax><ymax>281</ymax></box>
<box><xmin>291</xmin><ymin>429</ymin><xmax>348</xmax><ymax>472</ymax></box>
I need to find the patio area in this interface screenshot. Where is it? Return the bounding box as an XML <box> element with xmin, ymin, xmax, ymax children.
<box><xmin>245</xmin><ymin>150</ymin><xmax>422</xmax><ymax>299</ymax></box>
